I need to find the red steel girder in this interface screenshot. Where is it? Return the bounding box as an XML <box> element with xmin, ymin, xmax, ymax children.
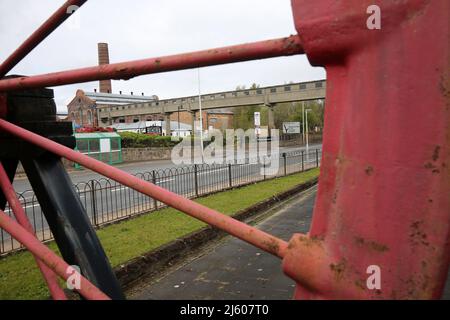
<box><xmin>0</xmin><ymin>119</ymin><xmax>289</xmax><ymax>260</ymax></box>
<box><xmin>0</xmin><ymin>164</ymin><xmax>67</xmax><ymax>300</ymax></box>
<box><xmin>0</xmin><ymin>208</ymin><xmax>110</xmax><ymax>300</ymax></box>
<box><xmin>0</xmin><ymin>0</ymin><xmax>87</xmax><ymax>78</ymax></box>
<box><xmin>283</xmin><ymin>0</ymin><xmax>450</xmax><ymax>299</ymax></box>
<box><xmin>0</xmin><ymin>35</ymin><xmax>303</xmax><ymax>92</ymax></box>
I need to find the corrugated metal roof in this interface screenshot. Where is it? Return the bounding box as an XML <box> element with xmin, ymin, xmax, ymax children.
<box><xmin>85</xmin><ymin>92</ymin><xmax>158</xmax><ymax>105</ymax></box>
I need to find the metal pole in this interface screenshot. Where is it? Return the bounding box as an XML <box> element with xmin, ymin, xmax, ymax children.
<box><xmin>263</xmin><ymin>156</ymin><xmax>266</xmax><ymax>180</ymax></box>
<box><xmin>194</xmin><ymin>164</ymin><xmax>199</xmax><ymax>197</ymax></box>
<box><xmin>301</xmin><ymin>150</ymin><xmax>305</xmax><ymax>172</ymax></box>
<box><xmin>0</xmin><ymin>160</ymin><xmax>18</xmax><ymax>210</ymax></box>
<box><xmin>228</xmin><ymin>163</ymin><xmax>232</xmax><ymax>188</ymax></box>
<box><xmin>0</xmin><ymin>36</ymin><xmax>304</xmax><ymax>92</ymax></box>
<box><xmin>90</xmin><ymin>180</ymin><xmax>98</xmax><ymax>226</ymax></box>
<box><xmin>0</xmin><ymin>119</ymin><xmax>288</xmax><ymax>259</ymax></box>
<box><xmin>0</xmin><ymin>209</ymin><xmax>109</xmax><ymax>300</ymax></box>
<box><xmin>0</xmin><ymin>0</ymin><xmax>88</xmax><ymax>77</ymax></box>
<box><xmin>152</xmin><ymin>170</ymin><xmax>158</xmax><ymax>209</ymax></box>
<box><xmin>197</xmin><ymin>68</ymin><xmax>204</xmax><ymax>160</ymax></box>
<box><xmin>316</xmin><ymin>149</ymin><xmax>319</xmax><ymax>167</ymax></box>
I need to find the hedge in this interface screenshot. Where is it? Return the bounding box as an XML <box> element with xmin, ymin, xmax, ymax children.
<box><xmin>118</xmin><ymin>132</ymin><xmax>178</xmax><ymax>148</ymax></box>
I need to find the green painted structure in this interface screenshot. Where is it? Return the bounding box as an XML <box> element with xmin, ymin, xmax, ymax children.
<box><xmin>74</xmin><ymin>132</ymin><xmax>122</xmax><ymax>168</ymax></box>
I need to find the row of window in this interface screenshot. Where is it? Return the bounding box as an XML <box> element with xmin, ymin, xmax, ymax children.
<box><xmin>105</xmin><ymin>116</ymin><xmax>163</xmax><ymax>124</ymax></box>
<box><xmin>100</xmin><ymin>82</ymin><xmax>324</xmax><ymax>113</ymax></box>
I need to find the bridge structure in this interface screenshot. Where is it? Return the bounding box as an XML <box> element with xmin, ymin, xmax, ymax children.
<box><xmin>98</xmin><ymin>79</ymin><xmax>326</xmax><ymax>135</ymax></box>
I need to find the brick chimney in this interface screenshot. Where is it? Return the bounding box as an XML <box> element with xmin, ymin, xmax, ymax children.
<box><xmin>98</xmin><ymin>43</ymin><xmax>112</xmax><ymax>93</ymax></box>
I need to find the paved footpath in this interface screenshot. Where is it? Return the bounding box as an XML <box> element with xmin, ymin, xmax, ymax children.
<box><xmin>131</xmin><ymin>186</ymin><xmax>317</xmax><ymax>300</ymax></box>
<box><xmin>131</xmin><ymin>184</ymin><xmax>450</xmax><ymax>300</ymax></box>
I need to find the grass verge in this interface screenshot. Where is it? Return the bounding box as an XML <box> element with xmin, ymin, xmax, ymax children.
<box><xmin>0</xmin><ymin>168</ymin><xmax>319</xmax><ymax>299</ymax></box>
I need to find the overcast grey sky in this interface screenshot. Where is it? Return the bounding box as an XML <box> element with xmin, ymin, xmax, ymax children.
<box><xmin>0</xmin><ymin>0</ymin><xmax>325</xmax><ymax>113</ymax></box>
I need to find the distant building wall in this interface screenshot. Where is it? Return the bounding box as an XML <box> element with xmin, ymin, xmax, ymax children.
<box><xmin>67</xmin><ymin>90</ymin><xmax>98</xmax><ymax>127</ymax></box>
<box><xmin>122</xmin><ymin>147</ymin><xmax>173</xmax><ymax>162</ymax></box>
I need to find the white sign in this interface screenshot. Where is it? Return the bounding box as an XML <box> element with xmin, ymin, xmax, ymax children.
<box><xmin>254</xmin><ymin>112</ymin><xmax>261</xmax><ymax>126</ymax></box>
<box><xmin>100</xmin><ymin>138</ymin><xmax>111</xmax><ymax>153</ymax></box>
<box><xmin>282</xmin><ymin>122</ymin><xmax>301</xmax><ymax>134</ymax></box>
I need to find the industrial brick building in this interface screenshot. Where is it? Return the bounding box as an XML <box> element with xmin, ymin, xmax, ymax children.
<box><xmin>67</xmin><ymin>43</ymin><xmax>234</xmax><ymax>133</ymax></box>
<box><xmin>67</xmin><ymin>89</ymin><xmax>159</xmax><ymax>128</ymax></box>
<box><xmin>67</xmin><ymin>43</ymin><xmax>158</xmax><ymax>128</ymax></box>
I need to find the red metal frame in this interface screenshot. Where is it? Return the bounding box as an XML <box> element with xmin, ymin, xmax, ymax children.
<box><xmin>0</xmin><ymin>36</ymin><xmax>303</xmax><ymax>91</ymax></box>
<box><xmin>283</xmin><ymin>0</ymin><xmax>450</xmax><ymax>299</ymax></box>
<box><xmin>0</xmin><ymin>0</ymin><xmax>88</xmax><ymax>78</ymax></box>
<box><xmin>0</xmin><ymin>119</ymin><xmax>289</xmax><ymax>259</ymax></box>
<box><xmin>0</xmin><ymin>164</ymin><xmax>67</xmax><ymax>300</ymax></box>
<box><xmin>0</xmin><ymin>208</ymin><xmax>109</xmax><ymax>300</ymax></box>
<box><xmin>0</xmin><ymin>0</ymin><xmax>448</xmax><ymax>300</ymax></box>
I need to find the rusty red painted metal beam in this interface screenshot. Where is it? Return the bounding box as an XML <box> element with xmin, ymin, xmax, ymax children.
<box><xmin>0</xmin><ymin>119</ymin><xmax>289</xmax><ymax>259</ymax></box>
<box><xmin>0</xmin><ymin>35</ymin><xmax>303</xmax><ymax>92</ymax></box>
<box><xmin>0</xmin><ymin>164</ymin><xmax>67</xmax><ymax>300</ymax></box>
<box><xmin>0</xmin><ymin>208</ymin><xmax>110</xmax><ymax>300</ymax></box>
<box><xmin>283</xmin><ymin>0</ymin><xmax>450</xmax><ymax>299</ymax></box>
<box><xmin>0</xmin><ymin>0</ymin><xmax>87</xmax><ymax>78</ymax></box>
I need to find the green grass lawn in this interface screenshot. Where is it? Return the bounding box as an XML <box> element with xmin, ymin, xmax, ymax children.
<box><xmin>0</xmin><ymin>168</ymin><xmax>319</xmax><ymax>300</ymax></box>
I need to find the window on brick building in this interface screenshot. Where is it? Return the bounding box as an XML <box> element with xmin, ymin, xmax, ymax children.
<box><xmin>87</xmin><ymin>110</ymin><xmax>93</xmax><ymax>125</ymax></box>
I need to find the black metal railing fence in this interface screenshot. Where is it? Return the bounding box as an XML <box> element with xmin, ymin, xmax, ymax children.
<box><xmin>0</xmin><ymin>148</ymin><xmax>321</xmax><ymax>255</ymax></box>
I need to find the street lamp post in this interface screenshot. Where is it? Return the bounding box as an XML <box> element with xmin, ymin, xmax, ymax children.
<box><xmin>305</xmin><ymin>108</ymin><xmax>311</xmax><ymax>164</ymax></box>
<box><xmin>302</xmin><ymin>101</ymin><xmax>305</xmax><ymax>144</ymax></box>
<box><xmin>197</xmin><ymin>68</ymin><xmax>204</xmax><ymax>161</ymax></box>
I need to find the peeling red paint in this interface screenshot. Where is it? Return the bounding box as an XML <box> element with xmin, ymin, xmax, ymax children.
<box><xmin>283</xmin><ymin>0</ymin><xmax>450</xmax><ymax>299</ymax></box>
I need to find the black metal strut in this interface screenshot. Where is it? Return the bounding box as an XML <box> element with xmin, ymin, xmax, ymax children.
<box><xmin>0</xmin><ymin>78</ymin><xmax>124</xmax><ymax>299</ymax></box>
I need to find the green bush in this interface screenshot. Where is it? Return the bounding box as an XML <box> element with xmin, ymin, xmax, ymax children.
<box><xmin>118</xmin><ymin>132</ymin><xmax>178</xmax><ymax>148</ymax></box>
